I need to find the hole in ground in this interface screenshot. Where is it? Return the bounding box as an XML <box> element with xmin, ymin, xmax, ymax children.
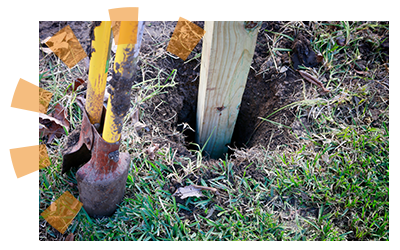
<box><xmin>138</xmin><ymin>21</ymin><xmax>307</xmax><ymax>160</ymax></box>
<box><xmin>176</xmin><ymin>69</ymin><xmax>302</xmax><ymax>159</ymax></box>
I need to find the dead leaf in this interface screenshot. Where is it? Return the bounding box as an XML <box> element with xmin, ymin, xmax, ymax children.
<box><xmin>173</xmin><ymin>185</ymin><xmax>204</xmax><ymax>199</ymax></box>
<box><xmin>41</xmin><ymin>36</ymin><xmax>52</xmax><ymax>44</ymax></box>
<box><xmin>173</xmin><ymin>184</ymin><xmax>219</xmax><ymax>199</ymax></box>
<box><xmin>316</xmin><ymin>52</ymin><xmax>324</xmax><ymax>63</ymax></box>
<box><xmin>40</xmin><ymin>37</ymin><xmax>53</xmax><ymax>55</ymax></box>
<box><xmin>67</xmin><ymin>78</ymin><xmax>86</xmax><ymax>93</ymax></box>
<box><xmin>39</xmin><ymin>103</ymin><xmax>69</xmax><ymax>143</ymax></box>
<box><xmin>206</xmin><ymin>205</ymin><xmax>216</xmax><ymax>219</ymax></box>
<box><xmin>291</xmin><ymin>34</ymin><xmax>321</xmax><ymax>69</ymax></box>
<box><xmin>145</xmin><ymin>144</ymin><xmax>159</xmax><ymax>160</ymax></box>
<box><xmin>53</xmin><ymin>103</ymin><xmax>70</xmax><ymax>128</ymax></box>
<box><xmin>298</xmin><ymin>70</ymin><xmax>330</xmax><ymax>93</ymax></box>
<box><xmin>39</xmin><ymin>114</ymin><xmax>66</xmax><ymax>143</ymax></box>
<box><xmin>39</xmin><ymin>123</ymin><xmax>47</xmax><ymax>130</ymax></box>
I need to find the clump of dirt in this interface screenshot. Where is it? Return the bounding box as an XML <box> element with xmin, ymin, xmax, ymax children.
<box><xmin>87</xmin><ymin>21</ymin><xmax>102</xmax><ymax>59</ymax></box>
<box><xmin>108</xmin><ymin>59</ymin><xmax>137</xmax><ymax>136</ymax></box>
<box><xmin>291</xmin><ymin>33</ymin><xmax>321</xmax><ymax>69</ymax></box>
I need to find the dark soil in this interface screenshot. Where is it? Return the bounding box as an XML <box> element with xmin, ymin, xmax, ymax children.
<box><xmin>291</xmin><ymin>33</ymin><xmax>320</xmax><ymax>69</ymax></box>
<box><xmin>108</xmin><ymin>50</ymin><xmax>137</xmax><ymax>135</ymax></box>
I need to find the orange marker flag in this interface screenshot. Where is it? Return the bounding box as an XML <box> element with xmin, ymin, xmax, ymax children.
<box><xmin>167</xmin><ymin>17</ymin><xmax>206</xmax><ymax>61</ymax></box>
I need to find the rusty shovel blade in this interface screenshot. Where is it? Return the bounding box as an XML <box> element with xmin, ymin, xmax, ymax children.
<box><xmin>61</xmin><ymin>96</ymin><xmax>93</xmax><ymax>174</ymax></box>
<box><xmin>61</xmin><ymin>95</ymin><xmax>130</xmax><ymax>217</ymax></box>
<box><xmin>76</xmin><ymin>127</ymin><xmax>130</xmax><ymax>218</ymax></box>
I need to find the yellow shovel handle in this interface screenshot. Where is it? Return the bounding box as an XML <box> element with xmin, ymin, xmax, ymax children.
<box><xmin>103</xmin><ymin>21</ymin><xmax>144</xmax><ymax>143</ymax></box>
<box><xmin>85</xmin><ymin>21</ymin><xmax>112</xmax><ymax>125</ymax></box>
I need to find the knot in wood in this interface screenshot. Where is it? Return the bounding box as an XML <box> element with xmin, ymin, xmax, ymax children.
<box><xmin>244</xmin><ymin>21</ymin><xmax>261</xmax><ymax>31</ymax></box>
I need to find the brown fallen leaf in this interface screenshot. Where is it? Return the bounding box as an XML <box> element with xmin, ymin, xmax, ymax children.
<box><xmin>173</xmin><ymin>184</ymin><xmax>219</xmax><ymax>199</ymax></box>
<box><xmin>66</xmin><ymin>78</ymin><xmax>86</xmax><ymax>93</ymax></box>
<box><xmin>298</xmin><ymin>70</ymin><xmax>330</xmax><ymax>93</ymax></box>
<box><xmin>129</xmin><ymin>104</ymin><xmax>149</xmax><ymax>132</ymax></box>
<box><xmin>145</xmin><ymin>144</ymin><xmax>159</xmax><ymax>160</ymax></box>
<box><xmin>39</xmin><ymin>103</ymin><xmax>69</xmax><ymax>143</ymax></box>
<box><xmin>40</xmin><ymin>47</ymin><xmax>53</xmax><ymax>55</ymax></box>
<box><xmin>316</xmin><ymin>52</ymin><xmax>324</xmax><ymax>63</ymax></box>
<box><xmin>39</xmin><ymin>114</ymin><xmax>67</xmax><ymax>143</ymax></box>
<box><xmin>53</xmin><ymin>103</ymin><xmax>70</xmax><ymax>127</ymax></box>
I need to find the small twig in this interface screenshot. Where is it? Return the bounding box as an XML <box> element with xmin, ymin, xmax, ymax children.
<box><xmin>298</xmin><ymin>70</ymin><xmax>330</xmax><ymax>93</ymax></box>
<box><xmin>191</xmin><ymin>184</ymin><xmax>219</xmax><ymax>194</ymax></box>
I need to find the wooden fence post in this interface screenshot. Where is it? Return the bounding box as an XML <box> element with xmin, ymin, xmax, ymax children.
<box><xmin>196</xmin><ymin>21</ymin><xmax>261</xmax><ymax>158</ymax></box>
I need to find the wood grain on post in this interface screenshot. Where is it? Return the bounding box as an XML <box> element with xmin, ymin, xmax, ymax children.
<box><xmin>196</xmin><ymin>21</ymin><xmax>261</xmax><ymax>158</ymax></box>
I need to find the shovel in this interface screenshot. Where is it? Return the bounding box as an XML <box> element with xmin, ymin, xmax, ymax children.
<box><xmin>62</xmin><ymin>21</ymin><xmax>112</xmax><ymax>174</ymax></box>
<box><xmin>62</xmin><ymin>21</ymin><xmax>144</xmax><ymax>218</ymax></box>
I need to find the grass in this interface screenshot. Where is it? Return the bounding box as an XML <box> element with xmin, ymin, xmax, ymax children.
<box><xmin>39</xmin><ymin>21</ymin><xmax>388</xmax><ymax>241</ymax></box>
